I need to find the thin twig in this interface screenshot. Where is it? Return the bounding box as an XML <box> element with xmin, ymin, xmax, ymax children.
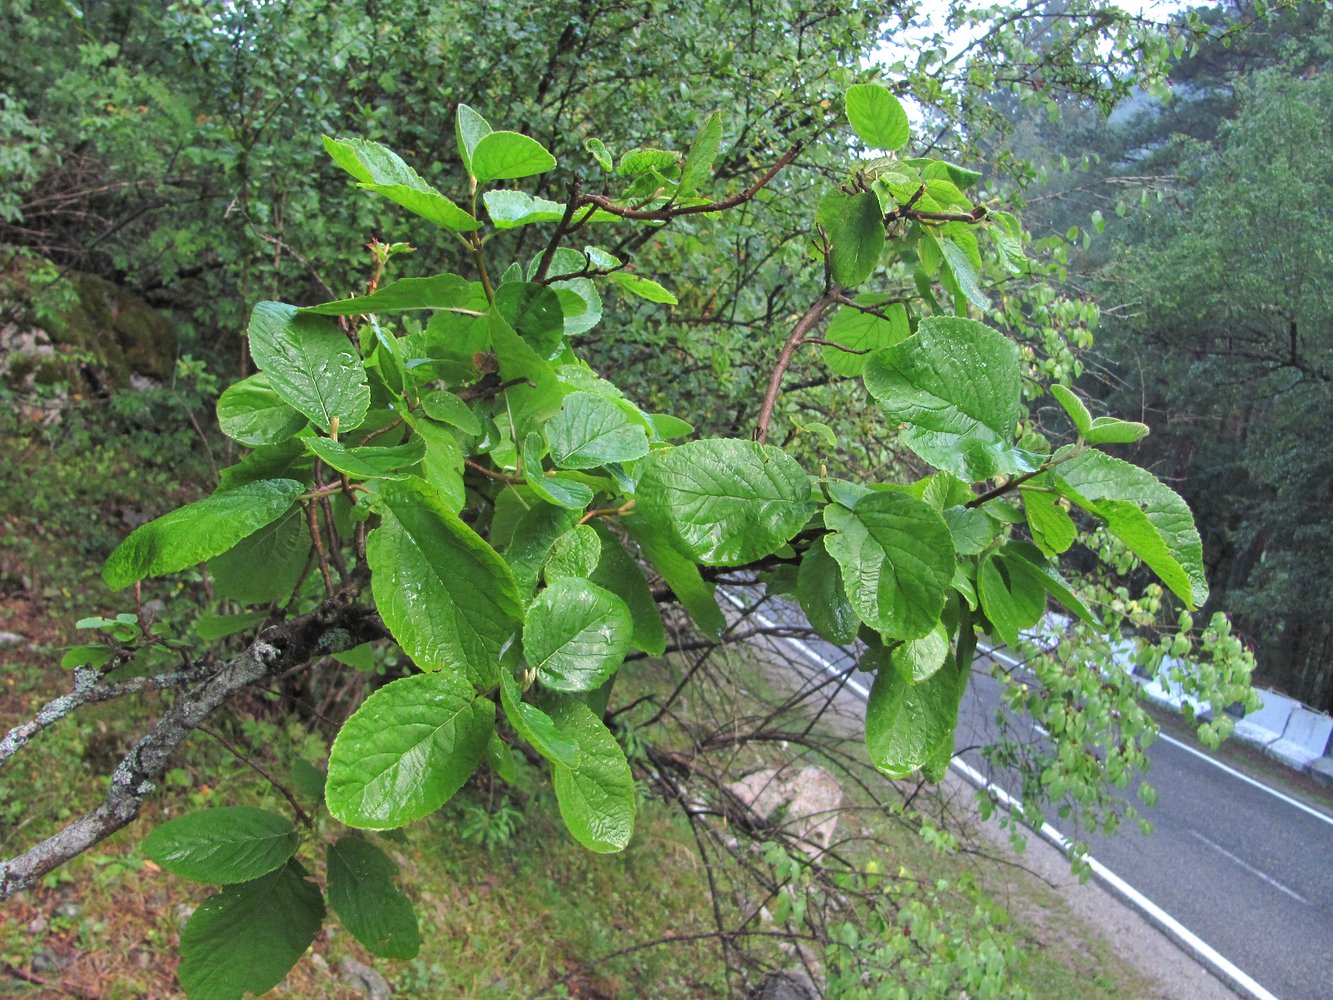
<box><xmin>754</xmin><ymin>289</ymin><xmax>842</xmax><ymax>444</ymax></box>
<box><xmin>196</xmin><ymin>724</ymin><xmax>311</xmax><ymax>827</ymax></box>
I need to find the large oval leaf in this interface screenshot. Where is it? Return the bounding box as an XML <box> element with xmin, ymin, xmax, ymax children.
<box><xmin>326</xmin><ymin>837</ymin><xmax>420</xmax><ymax>959</ymax></box>
<box><xmin>816</xmin><ymin>190</ymin><xmax>885</xmax><ymax>287</ymax></box>
<box><xmin>547</xmin><ymin>391</ymin><xmax>650</xmax><ymax>470</ymax></box>
<box><xmin>845</xmin><ymin>83</ymin><xmax>910</xmax><ymax>151</ymax></box>
<box><xmin>367</xmin><ymin>478</ymin><xmax>523</xmax><ymax>686</ymax></box>
<box><xmin>864</xmin><ymin>316</ymin><xmax>1035</xmax><ymax>482</ymax></box>
<box><xmin>498</xmin><ymin>670</ymin><xmax>578</xmax><ymax>767</ymax></box>
<box><xmin>215</xmin><ymin>373</ymin><xmax>306</xmax><ymax>446</ymax></box>
<box><xmin>525</xmin><ymin>578</ymin><xmax>634</xmax><ymax>693</ymax></box>
<box><xmin>103</xmin><ymin>479</ymin><xmax>304</xmax><ymax>591</ymax></box>
<box><xmin>246</xmin><ymin>301</ymin><xmax>370</xmax><ymax>435</ymax></box>
<box><xmin>323</xmin><ymin>136</ymin><xmax>480</xmax><ymax>231</ymax></box>
<box><xmin>822</xmin><ymin>299</ymin><xmax>909</xmax><ymax>377</ymax></box>
<box><xmin>636</xmin><ymin>439</ymin><xmax>813</xmax><ymax>566</ymax></box>
<box><xmin>823</xmin><ymin>492</ymin><xmax>955</xmax><ymax>640</ymax></box>
<box><xmin>548</xmin><ymin>699</ymin><xmax>636</xmax><ymax>853</ymax></box>
<box><xmin>865</xmin><ymin>656</ymin><xmax>962</xmax><ymax>779</ymax></box>
<box><xmin>300</xmin><ymin>274</ymin><xmax>473</xmax><ymax>316</ymax></box>
<box><xmin>797</xmin><ymin>536</ymin><xmax>860</xmax><ymax>645</ymax></box>
<box><xmin>326</xmin><ymin>670</ymin><xmax>494</xmax><ymax>829</ymax></box>
<box><xmin>471</xmin><ymin>131</ymin><xmax>556</xmax><ymax>184</ymax></box>
<box><xmin>143</xmin><ymin>807</ymin><xmax>297</xmax><ymax>885</ymax></box>
<box><xmin>305</xmin><ymin>437</ymin><xmax>426</xmax><ymax>480</ymax></box>
<box><xmin>178</xmin><ymin>861</ymin><xmax>324</xmax><ymax>1000</ymax></box>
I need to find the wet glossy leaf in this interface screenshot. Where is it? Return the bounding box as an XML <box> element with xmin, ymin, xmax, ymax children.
<box><xmin>326</xmin><ymin>837</ymin><xmax>420</xmax><ymax>959</ymax></box>
<box><xmin>549</xmin><ymin>699</ymin><xmax>635</xmax><ymax>853</ymax></box>
<box><xmin>144</xmin><ymin>808</ymin><xmax>297</xmax><ymax>885</ymax></box>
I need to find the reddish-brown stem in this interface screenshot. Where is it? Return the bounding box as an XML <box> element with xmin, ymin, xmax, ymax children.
<box><xmin>305</xmin><ymin>500</ymin><xmax>334</xmax><ymax>595</ymax></box>
<box><xmin>754</xmin><ymin>289</ymin><xmax>842</xmax><ymax>444</ymax></box>
<box><xmin>579</xmin><ymin>499</ymin><xmax>636</xmax><ymax>525</ymax></box>
<box><xmin>464</xmin><ymin>458</ymin><xmax>522</xmax><ymax>484</ymax></box>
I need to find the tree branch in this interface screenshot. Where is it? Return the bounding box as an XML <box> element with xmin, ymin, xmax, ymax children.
<box><xmin>754</xmin><ymin>289</ymin><xmax>842</xmax><ymax>444</ymax></box>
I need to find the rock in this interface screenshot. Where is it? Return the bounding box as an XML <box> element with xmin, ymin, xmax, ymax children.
<box><xmin>0</xmin><ymin>631</ymin><xmax>26</xmax><ymax>646</ymax></box>
<box><xmin>340</xmin><ymin>957</ymin><xmax>392</xmax><ymax>999</ymax></box>
<box><xmin>30</xmin><ymin>949</ymin><xmax>65</xmax><ymax>974</ymax></box>
<box><xmin>27</xmin><ymin>914</ymin><xmax>47</xmax><ymax>934</ymax></box>
<box><xmin>758</xmin><ymin>970</ymin><xmax>818</xmax><ymax>1000</ymax></box>
<box><xmin>54</xmin><ymin>901</ymin><xmax>82</xmax><ymax>919</ymax></box>
<box><xmin>728</xmin><ymin>765</ymin><xmax>843</xmax><ymax>852</ymax></box>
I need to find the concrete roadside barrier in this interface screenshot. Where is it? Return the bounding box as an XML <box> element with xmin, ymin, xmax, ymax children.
<box><xmin>1264</xmin><ymin>708</ymin><xmax>1333</xmax><ymax>772</ymax></box>
<box><xmin>1233</xmin><ymin>691</ymin><xmax>1298</xmax><ymax>747</ymax></box>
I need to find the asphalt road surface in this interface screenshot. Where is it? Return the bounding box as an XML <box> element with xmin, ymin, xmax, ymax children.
<box><xmin>727</xmin><ymin>589</ymin><xmax>1333</xmax><ymax>1000</ymax></box>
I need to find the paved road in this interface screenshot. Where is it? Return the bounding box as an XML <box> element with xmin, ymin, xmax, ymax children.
<box><xmin>727</xmin><ymin>589</ymin><xmax>1333</xmax><ymax>1000</ymax></box>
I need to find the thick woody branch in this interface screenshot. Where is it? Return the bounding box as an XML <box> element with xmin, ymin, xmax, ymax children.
<box><xmin>754</xmin><ymin>289</ymin><xmax>842</xmax><ymax>444</ymax></box>
<box><xmin>0</xmin><ymin>585</ymin><xmax>385</xmax><ymax>900</ymax></box>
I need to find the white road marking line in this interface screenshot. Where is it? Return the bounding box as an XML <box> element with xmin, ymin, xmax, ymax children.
<box><xmin>975</xmin><ymin>640</ymin><xmax>1333</xmax><ymax>830</ymax></box>
<box><xmin>722</xmin><ymin>597</ymin><xmax>1281</xmax><ymax>1000</ymax></box>
<box><xmin>1188</xmin><ymin>829</ymin><xmax>1310</xmax><ymax>905</ymax></box>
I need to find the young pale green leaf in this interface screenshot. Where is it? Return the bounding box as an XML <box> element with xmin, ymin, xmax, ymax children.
<box><xmin>824</xmin><ymin>492</ymin><xmax>955</xmax><ymax>641</ymax></box>
<box><xmin>301</xmin><ymin>274</ymin><xmax>474</xmax><ymax>316</ymax></box>
<box><xmin>246</xmin><ymin>301</ymin><xmax>370</xmax><ymax>435</ymax></box>
<box><xmin>590</xmin><ymin>523</ymin><xmax>666</xmax><ymax>656</ymax></box>
<box><xmin>648</xmin><ymin>413</ymin><xmax>694</xmax><ymax>441</ymax></box>
<box><xmin>206</xmin><ymin>507</ymin><xmax>311</xmax><ymax>605</ymax></box>
<box><xmin>544</xmin><ymin>524</ymin><xmax>602</xmax><ymax>582</ymax></box>
<box><xmin>609</xmin><ymin>272</ymin><xmax>678</xmax><ymax>305</ymax></box>
<box><xmin>938</xmin><ymin>236</ymin><xmax>991</xmax><ymax>311</ymax></box>
<box><xmin>483</xmin><ymin>190</ymin><xmax>565</xmax><ymax>229</ymax></box>
<box><xmin>216</xmin><ymin>373</ymin><xmax>305</xmax><ymax>447</ymax></box>
<box><xmin>1021</xmin><ymin>487</ymin><xmax>1076</xmax><ymax>557</ymax></box>
<box><xmin>816</xmin><ymin>190</ymin><xmax>885</xmax><ymax>287</ymax></box>
<box><xmin>548</xmin><ymin>699</ymin><xmax>636</xmax><ymax>853</ymax></box>
<box><xmin>498</xmin><ymin>670</ymin><xmax>579</xmax><ymax>767</ymax></box>
<box><xmin>60</xmin><ymin>643</ymin><xmax>114</xmax><ymax>670</ymax></box>
<box><xmin>1049</xmin><ymin>384</ymin><xmax>1092</xmax><ymax>438</ymax></box>
<box><xmin>636</xmin><ymin>439</ymin><xmax>813</xmax><ymax>566</ymax></box>
<box><xmin>143</xmin><ymin>807</ymin><xmax>297</xmax><ymax>885</ymax></box>
<box><xmin>892</xmin><ymin>622</ymin><xmax>950</xmax><ymax>683</ymax></box>
<box><xmin>617</xmin><ymin>147</ymin><xmax>681</xmax><ymax>177</ymax></box>
<box><xmin>547</xmin><ymin>391</ymin><xmax>650</xmax><ymax>470</ymax></box>
<box><xmin>455</xmin><ymin>103</ymin><xmax>492</xmax><ymax>174</ymax></box>
<box><xmin>326</xmin><ymin>670</ymin><xmax>494</xmax><ymax>829</ymax></box>
<box><xmin>864</xmin><ymin>316</ymin><xmax>1035</xmax><ymax>482</ymax></box>
<box><xmin>407</xmin><ymin>420</ymin><xmax>466</xmax><ymax>513</ymax></box>
<box><xmin>585</xmin><ymin>137</ymin><xmax>613</xmax><ymax>171</ymax></box>
<box><xmin>529</xmin><ymin>247</ymin><xmax>604</xmax><ymax>336</ymax></box>
<box><xmin>823</xmin><ymin>299</ymin><xmax>909</xmax><ymax>377</ymax></box>
<box><xmin>326</xmin><ymin>837</ymin><xmax>420</xmax><ymax>959</ymax></box>
<box><xmin>797</xmin><ymin>537</ymin><xmax>860</xmax><ymax>645</ymax></box>
<box><xmin>845</xmin><ymin>83</ymin><xmax>910</xmax><ymax>151</ymax></box>
<box><xmin>305</xmin><ymin>437</ymin><xmax>425</xmax><ymax>480</ymax></box>
<box><xmin>624</xmin><ymin>520</ymin><xmax>724</xmax><ymax>639</ymax></box>
<box><xmin>941</xmin><ymin>504</ymin><xmax>1000</xmax><ymax>556</ymax></box>
<box><xmin>368</xmin><ymin>478</ymin><xmax>523</xmax><ymax>686</ymax></box>
<box><xmin>322</xmin><ymin>136</ymin><xmax>480</xmax><ymax>231</ymax></box>
<box><xmin>1085</xmin><ymin>416</ymin><xmax>1150</xmax><ymax>445</ymax></box>
<box><xmin>1057</xmin><ymin>449</ymin><xmax>1208</xmax><ymax>608</ymax></box>
<box><xmin>865</xmin><ymin>656</ymin><xmax>960</xmax><ymax>778</ymax></box>
<box><xmin>678</xmin><ymin>109</ymin><xmax>723</xmax><ymax>197</ymax></box>
<box><xmin>471</xmin><ymin>131</ymin><xmax>556</xmax><ymax>184</ymax></box>
<box><xmin>104</xmin><ymin>479</ymin><xmax>304</xmax><ymax>591</ymax></box>
<box><xmin>525</xmin><ymin>578</ymin><xmax>634</xmax><ymax>692</ymax></box>
<box><xmin>177</xmin><ymin>861</ymin><xmax>324</xmax><ymax>1000</ymax></box>
<box><xmin>525</xmin><ymin>462</ymin><xmax>595</xmax><ymax>513</ymax></box>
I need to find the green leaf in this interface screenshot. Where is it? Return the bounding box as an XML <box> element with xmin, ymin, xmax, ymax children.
<box><xmin>326</xmin><ymin>837</ymin><xmax>420</xmax><ymax>959</ymax></box>
<box><xmin>816</xmin><ymin>190</ymin><xmax>885</xmax><ymax>287</ymax></box>
<box><xmin>1003</xmin><ymin>542</ymin><xmax>1099</xmax><ymax>627</ymax></box>
<box><xmin>490</xmin><ymin>308</ymin><xmax>562</xmax><ymax>437</ymax></box>
<box><xmin>1022</xmin><ymin>487</ymin><xmax>1076</xmax><ymax>557</ymax></box>
<box><xmin>525</xmin><ymin>438</ymin><xmax>595</xmax><ymax>512</ymax></box>
<box><xmin>893</xmin><ymin>622</ymin><xmax>950</xmax><ymax>683</ymax></box>
<box><xmin>246</xmin><ymin>301</ymin><xmax>370</xmax><ymax>435</ymax></box>
<box><xmin>589</xmin><ymin>523</ymin><xmax>666</xmax><ymax>656</ymax></box>
<box><xmin>1050</xmin><ymin>384</ymin><xmax>1092</xmax><ymax>438</ymax></box>
<box><xmin>205</xmin><ymin>504</ymin><xmax>310</xmax><ymax>606</ymax></box>
<box><xmin>678</xmin><ymin>109</ymin><xmax>723</xmax><ymax>197</ymax></box>
<box><xmin>300</xmin><ymin>274</ymin><xmax>474</xmax><ymax>316</ymax></box>
<box><xmin>410</xmin><ymin>419</ymin><xmax>466</xmax><ymax>513</ymax></box>
<box><xmin>420</xmin><ymin>391</ymin><xmax>481</xmax><ymax>436</ymax></box>
<box><xmin>978</xmin><ymin>553</ymin><xmax>1044</xmax><ymax>649</ymax></box>
<box><xmin>498</xmin><ymin>670</ymin><xmax>578</xmax><ymax>767</ymax></box>
<box><xmin>487</xmin><ymin>732</ymin><xmax>519</xmax><ymax>782</ymax></box>
<box><xmin>547</xmin><ymin>391</ymin><xmax>650</xmax><ymax>470</ymax></box>
<box><xmin>483</xmin><ymin>190</ymin><xmax>565</xmax><ymax>229</ymax></box>
<box><xmin>865</xmin><ymin>316</ymin><xmax>1036</xmax><ymax>481</ymax></box>
<box><xmin>525</xmin><ymin>578</ymin><xmax>634</xmax><ymax>693</ymax></box>
<box><xmin>368</xmin><ymin>478</ymin><xmax>523</xmax><ymax>685</ymax></box>
<box><xmin>609</xmin><ymin>272</ymin><xmax>678</xmax><ymax>305</ymax></box>
<box><xmin>624</xmin><ymin>520</ymin><xmax>724</xmax><ymax>639</ymax></box>
<box><xmin>60</xmin><ymin>643</ymin><xmax>114</xmax><ymax>670</ymax></box>
<box><xmin>216</xmin><ymin>374</ymin><xmax>306</xmax><ymax>447</ymax></box>
<box><xmin>941</xmin><ymin>504</ymin><xmax>999</xmax><ymax>556</ymax></box>
<box><xmin>823</xmin><ymin>299</ymin><xmax>909</xmax><ymax>377</ymax></box>
<box><xmin>636</xmin><ymin>439</ymin><xmax>813</xmax><ymax>566</ymax></box>
<box><xmin>548</xmin><ymin>699</ymin><xmax>635</xmax><ymax>853</ymax></box>
<box><xmin>845</xmin><ymin>83</ymin><xmax>910</xmax><ymax>151</ymax></box>
<box><xmin>505</xmin><ymin>502</ymin><xmax>581</xmax><ymax>597</ymax></box>
<box><xmin>545</xmin><ymin>524</ymin><xmax>602</xmax><ymax>582</ymax></box>
<box><xmin>455</xmin><ymin>103</ymin><xmax>492</xmax><ymax>175</ymax></box>
<box><xmin>323</xmin><ymin>136</ymin><xmax>480</xmax><ymax>231</ymax></box>
<box><xmin>585</xmin><ymin>137</ymin><xmax>613</xmax><ymax>171</ymax></box>
<box><xmin>471</xmin><ymin>131</ymin><xmax>556</xmax><ymax>184</ymax></box>
<box><xmin>326</xmin><ymin>671</ymin><xmax>494</xmax><ymax>829</ymax></box>
<box><xmin>306</xmin><ymin>437</ymin><xmax>425</xmax><ymax>480</ymax></box>
<box><xmin>797</xmin><ymin>537</ymin><xmax>859</xmax><ymax>645</ymax></box>
<box><xmin>865</xmin><ymin>656</ymin><xmax>960</xmax><ymax>778</ymax></box>
<box><xmin>104</xmin><ymin>479</ymin><xmax>304</xmax><ymax>591</ymax></box>
<box><xmin>648</xmin><ymin>413</ymin><xmax>694</xmax><ymax>441</ymax></box>
<box><xmin>494</xmin><ymin>281</ymin><xmax>566</xmax><ymax>359</ymax></box>
<box><xmin>143</xmin><ymin>808</ymin><xmax>297</xmax><ymax>885</ymax></box>
<box><xmin>194</xmin><ymin>611</ymin><xmax>269</xmax><ymax>641</ymax></box>
<box><xmin>617</xmin><ymin>147</ymin><xmax>681</xmax><ymax>177</ymax></box>
<box><xmin>1085</xmin><ymin>416</ymin><xmax>1150</xmax><ymax>445</ymax></box>
<box><xmin>1056</xmin><ymin>450</ymin><xmax>1208</xmax><ymax>608</ymax></box>
<box><xmin>824</xmin><ymin>492</ymin><xmax>955</xmax><ymax>640</ymax></box>
<box><xmin>938</xmin><ymin>237</ymin><xmax>991</xmax><ymax>311</ymax></box>
<box><xmin>177</xmin><ymin>861</ymin><xmax>323</xmax><ymax>1000</ymax></box>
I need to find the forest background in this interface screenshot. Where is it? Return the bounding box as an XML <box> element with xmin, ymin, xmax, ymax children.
<box><xmin>0</xmin><ymin>0</ymin><xmax>1329</xmax><ymax>997</ymax></box>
